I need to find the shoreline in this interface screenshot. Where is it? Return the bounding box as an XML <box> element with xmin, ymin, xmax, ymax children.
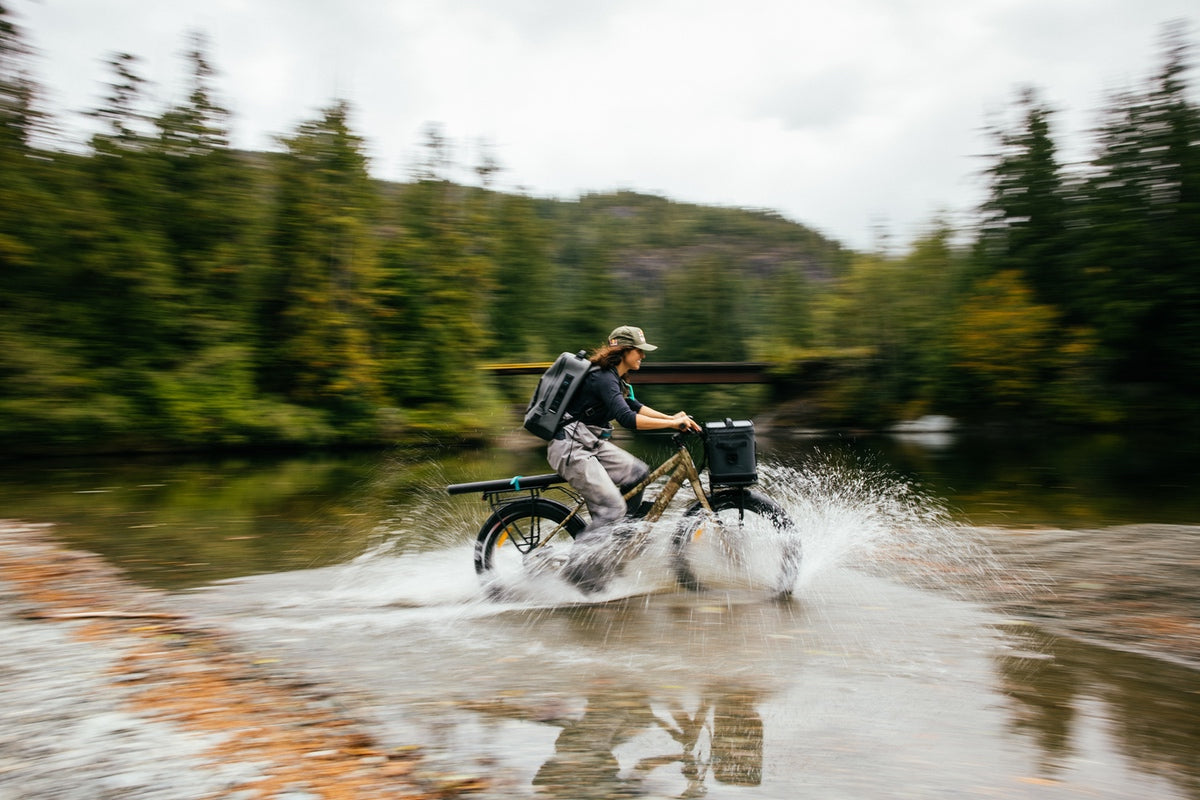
<box><xmin>0</xmin><ymin>520</ymin><xmax>482</xmax><ymax>800</ymax></box>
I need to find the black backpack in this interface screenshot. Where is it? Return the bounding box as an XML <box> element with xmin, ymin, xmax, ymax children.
<box><xmin>523</xmin><ymin>350</ymin><xmax>598</xmax><ymax>440</ymax></box>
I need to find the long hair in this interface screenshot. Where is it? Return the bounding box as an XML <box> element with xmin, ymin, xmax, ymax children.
<box><xmin>590</xmin><ymin>344</ymin><xmax>629</xmax><ymax>370</ymax></box>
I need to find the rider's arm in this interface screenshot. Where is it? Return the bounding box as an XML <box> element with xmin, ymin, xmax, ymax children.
<box><xmin>596</xmin><ymin>372</ymin><xmax>699</xmax><ymax>432</ymax></box>
<box><xmin>635</xmin><ymin>406</ymin><xmax>701</xmax><ymax>432</ymax></box>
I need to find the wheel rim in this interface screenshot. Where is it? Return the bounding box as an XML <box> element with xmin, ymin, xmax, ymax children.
<box><xmin>476</xmin><ymin>501</ymin><xmax>583</xmax><ymax>588</ymax></box>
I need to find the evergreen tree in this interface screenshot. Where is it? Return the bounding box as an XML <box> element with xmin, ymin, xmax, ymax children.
<box><xmin>154</xmin><ymin>32</ymin><xmax>253</xmax><ymax>330</ymax></box>
<box><xmin>485</xmin><ymin>190</ymin><xmax>555</xmax><ymax>362</ymax></box>
<box><xmin>141</xmin><ymin>33</ymin><xmax>273</xmax><ymax>443</ymax></box>
<box><xmin>259</xmin><ymin>101</ymin><xmax>382</xmax><ymax>420</ymax></box>
<box><xmin>0</xmin><ymin>1</ymin><xmax>41</xmax><ymax>293</ymax></box>
<box><xmin>1073</xmin><ymin>23</ymin><xmax>1200</xmax><ymax>397</ymax></box>
<box><xmin>78</xmin><ymin>53</ymin><xmax>181</xmax><ymax>372</ymax></box>
<box><xmin>975</xmin><ymin>87</ymin><xmax>1072</xmax><ymax>311</ymax></box>
<box><xmin>375</xmin><ymin>125</ymin><xmax>493</xmax><ymax>410</ymax></box>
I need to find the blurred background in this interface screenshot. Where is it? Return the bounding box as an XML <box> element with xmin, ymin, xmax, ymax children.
<box><xmin>1</xmin><ymin>6</ymin><xmax>1199</xmax><ymax>456</ymax></box>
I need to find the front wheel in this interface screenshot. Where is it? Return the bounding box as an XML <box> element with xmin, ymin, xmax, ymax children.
<box><xmin>475</xmin><ymin>499</ymin><xmax>586</xmax><ymax>587</ymax></box>
<box><xmin>672</xmin><ymin>489</ymin><xmax>801</xmax><ymax>598</ymax></box>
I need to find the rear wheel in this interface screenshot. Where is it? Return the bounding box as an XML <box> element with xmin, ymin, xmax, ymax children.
<box><xmin>672</xmin><ymin>489</ymin><xmax>801</xmax><ymax>598</ymax></box>
<box><xmin>475</xmin><ymin>499</ymin><xmax>586</xmax><ymax>588</ymax></box>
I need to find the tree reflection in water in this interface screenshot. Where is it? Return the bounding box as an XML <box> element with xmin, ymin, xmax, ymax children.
<box><xmin>995</xmin><ymin>624</ymin><xmax>1200</xmax><ymax>798</ymax></box>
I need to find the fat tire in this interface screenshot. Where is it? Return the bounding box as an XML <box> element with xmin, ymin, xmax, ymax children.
<box><xmin>474</xmin><ymin>498</ymin><xmax>586</xmax><ymax>579</ymax></box>
<box><xmin>673</xmin><ymin>489</ymin><xmax>801</xmax><ymax>599</ymax></box>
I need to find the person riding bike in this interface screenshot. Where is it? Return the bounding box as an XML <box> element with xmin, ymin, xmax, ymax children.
<box><xmin>547</xmin><ymin>325</ymin><xmax>701</xmax><ymax>592</ymax></box>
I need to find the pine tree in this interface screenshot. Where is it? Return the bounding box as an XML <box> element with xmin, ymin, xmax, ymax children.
<box><xmin>154</xmin><ymin>32</ymin><xmax>252</xmax><ymax>327</ymax></box>
<box><xmin>78</xmin><ymin>53</ymin><xmax>181</xmax><ymax>371</ymax></box>
<box><xmin>258</xmin><ymin>101</ymin><xmax>382</xmax><ymax>419</ymax></box>
<box><xmin>375</xmin><ymin>127</ymin><xmax>493</xmax><ymax>409</ymax></box>
<box><xmin>0</xmin><ymin>1</ymin><xmax>41</xmax><ymax>290</ymax></box>
<box><xmin>485</xmin><ymin>190</ymin><xmax>554</xmax><ymax>362</ymax></box>
<box><xmin>1073</xmin><ymin>23</ymin><xmax>1200</xmax><ymax>396</ymax></box>
<box><xmin>975</xmin><ymin>87</ymin><xmax>1072</xmax><ymax>311</ymax></box>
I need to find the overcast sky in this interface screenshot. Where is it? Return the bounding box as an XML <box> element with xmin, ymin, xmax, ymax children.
<box><xmin>12</xmin><ymin>0</ymin><xmax>1199</xmax><ymax>251</ymax></box>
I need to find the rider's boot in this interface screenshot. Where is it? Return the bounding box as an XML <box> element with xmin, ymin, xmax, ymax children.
<box><xmin>563</xmin><ymin>559</ymin><xmax>610</xmax><ymax>595</ymax></box>
<box><xmin>562</xmin><ymin>527</ymin><xmax>615</xmax><ymax>595</ymax></box>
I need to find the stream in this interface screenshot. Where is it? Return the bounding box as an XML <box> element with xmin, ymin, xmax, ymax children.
<box><xmin>2</xmin><ymin>428</ymin><xmax>1198</xmax><ymax>798</ymax></box>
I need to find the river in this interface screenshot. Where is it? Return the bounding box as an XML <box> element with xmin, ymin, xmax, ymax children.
<box><xmin>2</xmin><ymin>427</ymin><xmax>1198</xmax><ymax>799</ymax></box>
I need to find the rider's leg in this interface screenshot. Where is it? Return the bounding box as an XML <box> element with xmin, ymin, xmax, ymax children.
<box><xmin>547</xmin><ymin>427</ymin><xmax>629</xmax><ymax>532</ymax></box>
<box><xmin>593</xmin><ymin>440</ymin><xmax>649</xmax><ymax>517</ymax></box>
<box><xmin>554</xmin><ymin>456</ymin><xmax>624</xmax><ymax>592</ymax></box>
<box><xmin>548</xmin><ymin>425</ymin><xmax>649</xmax><ymax>592</ymax></box>
<box><xmin>549</xmin><ymin>424</ymin><xmax>648</xmax><ymax>528</ymax></box>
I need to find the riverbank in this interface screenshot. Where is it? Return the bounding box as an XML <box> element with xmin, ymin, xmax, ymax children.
<box><xmin>0</xmin><ymin>520</ymin><xmax>483</xmax><ymax>800</ymax></box>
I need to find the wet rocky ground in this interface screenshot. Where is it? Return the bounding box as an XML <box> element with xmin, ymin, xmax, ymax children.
<box><xmin>0</xmin><ymin>521</ymin><xmax>482</xmax><ymax>800</ymax></box>
<box><xmin>964</xmin><ymin>524</ymin><xmax>1200</xmax><ymax>670</ymax></box>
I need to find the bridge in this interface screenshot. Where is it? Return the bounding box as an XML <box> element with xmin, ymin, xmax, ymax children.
<box><xmin>480</xmin><ymin>361</ymin><xmax>776</xmax><ymax>385</ymax></box>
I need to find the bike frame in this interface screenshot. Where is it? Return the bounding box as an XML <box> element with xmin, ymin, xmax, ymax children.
<box><xmin>631</xmin><ymin>435</ymin><xmax>714</xmax><ymax>522</ymax></box>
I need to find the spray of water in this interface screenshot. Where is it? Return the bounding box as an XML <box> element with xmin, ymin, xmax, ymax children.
<box><xmin>761</xmin><ymin>446</ymin><xmax>1003</xmax><ymax>598</ymax></box>
<box><xmin>334</xmin><ymin>445</ymin><xmax>1008</xmax><ymax>610</ymax></box>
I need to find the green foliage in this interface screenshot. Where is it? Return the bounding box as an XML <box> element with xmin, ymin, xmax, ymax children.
<box><xmin>258</xmin><ymin>101</ymin><xmax>382</xmax><ymax>418</ymax></box>
<box><xmin>975</xmin><ymin>87</ymin><xmax>1072</xmax><ymax>309</ymax></box>
<box><xmin>1068</xmin><ymin>23</ymin><xmax>1200</xmax><ymax>399</ymax></box>
<box><xmin>951</xmin><ymin>270</ymin><xmax>1060</xmax><ymax>405</ymax></box>
<box><xmin>962</xmin><ymin>22</ymin><xmax>1200</xmax><ymax>422</ymax></box>
<box><xmin>375</xmin><ymin>173</ymin><xmax>494</xmax><ymax>409</ymax></box>
<box><xmin>0</xmin><ymin>13</ymin><xmax>1197</xmax><ymax>453</ymax></box>
<box><xmin>484</xmin><ymin>191</ymin><xmax>554</xmax><ymax>362</ymax></box>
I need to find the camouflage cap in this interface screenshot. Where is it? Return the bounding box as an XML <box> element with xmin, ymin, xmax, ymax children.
<box><xmin>608</xmin><ymin>325</ymin><xmax>658</xmax><ymax>351</ymax></box>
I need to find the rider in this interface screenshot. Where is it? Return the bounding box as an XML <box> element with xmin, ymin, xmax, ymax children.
<box><xmin>548</xmin><ymin>325</ymin><xmax>701</xmax><ymax>592</ymax></box>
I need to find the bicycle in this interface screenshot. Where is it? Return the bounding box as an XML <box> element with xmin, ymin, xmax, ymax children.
<box><xmin>446</xmin><ymin>422</ymin><xmax>801</xmax><ymax>598</ymax></box>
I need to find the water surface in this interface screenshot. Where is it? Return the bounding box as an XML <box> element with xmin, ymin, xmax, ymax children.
<box><xmin>2</xmin><ymin>430</ymin><xmax>1198</xmax><ymax>798</ymax></box>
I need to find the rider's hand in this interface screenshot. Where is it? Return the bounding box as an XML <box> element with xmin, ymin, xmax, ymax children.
<box><xmin>675</xmin><ymin>412</ymin><xmax>701</xmax><ymax>433</ymax></box>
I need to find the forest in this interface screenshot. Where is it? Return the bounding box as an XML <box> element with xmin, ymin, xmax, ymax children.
<box><xmin>1</xmin><ymin>8</ymin><xmax>1198</xmax><ymax>455</ymax></box>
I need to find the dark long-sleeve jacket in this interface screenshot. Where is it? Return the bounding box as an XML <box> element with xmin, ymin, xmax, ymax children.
<box><xmin>566</xmin><ymin>368</ymin><xmax>644</xmax><ymax>430</ymax></box>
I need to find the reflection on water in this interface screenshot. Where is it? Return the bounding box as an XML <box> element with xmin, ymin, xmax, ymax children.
<box><xmin>0</xmin><ymin>446</ymin><xmax>551</xmax><ymax>588</ymax></box>
<box><xmin>185</xmin><ymin>557</ymin><xmax>1200</xmax><ymax>799</ymax></box>
<box><xmin>4</xmin><ymin>430</ymin><xmax>1200</xmax><ymax>797</ymax></box>
<box><xmin>996</xmin><ymin>624</ymin><xmax>1200</xmax><ymax>798</ymax></box>
<box><xmin>871</xmin><ymin>428</ymin><xmax>1200</xmax><ymax>527</ymax></box>
<box><xmin>470</xmin><ymin>683</ymin><xmax>764</xmax><ymax>799</ymax></box>
<box><xmin>3</xmin><ymin>429</ymin><xmax>1200</xmax><ymax>588</ymax></box>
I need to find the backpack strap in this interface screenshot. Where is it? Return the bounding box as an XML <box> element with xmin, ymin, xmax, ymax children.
<box><xmin>559</xmin><ymin>364</ymin><xmax>602</xmax><ymax>431</ymax></box>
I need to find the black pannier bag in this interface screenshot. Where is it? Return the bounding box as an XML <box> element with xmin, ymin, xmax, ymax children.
<box><xmin>704</xmin><ymin>418</ymin><xmax>758</xmax><ymax>486</ymax></box>
<box><xmin>523</xmin><ymin>350</ymin><xmax>597</xmax><ymax>440</ymax></box>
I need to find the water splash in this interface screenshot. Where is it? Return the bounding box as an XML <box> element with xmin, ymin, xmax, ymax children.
<box><xmin>761</xmin><ymin>446</ymin><xmax>1001</xmax><ymax>597</ymax></box>
<box><xmin>331</xmin><ymin>446</ymin><xmax>1003</xmax><ymax>610</ymax></box>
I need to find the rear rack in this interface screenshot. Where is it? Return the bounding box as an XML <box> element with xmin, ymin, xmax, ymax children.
<box><xmin>446</xmin><ymin>472</ymin><xmax>566</xmax><ymax>496</ymax></box>
<box><xmin>447</xmin><ymin>472</ymin><xmax>584</xmax><ymax>517</ymax></box>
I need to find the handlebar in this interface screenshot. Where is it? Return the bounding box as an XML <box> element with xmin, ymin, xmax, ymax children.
<box><xmin>671</xmin><ymin>427</ymin><xmax>704</xmax><ymax>449</ymax></box>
